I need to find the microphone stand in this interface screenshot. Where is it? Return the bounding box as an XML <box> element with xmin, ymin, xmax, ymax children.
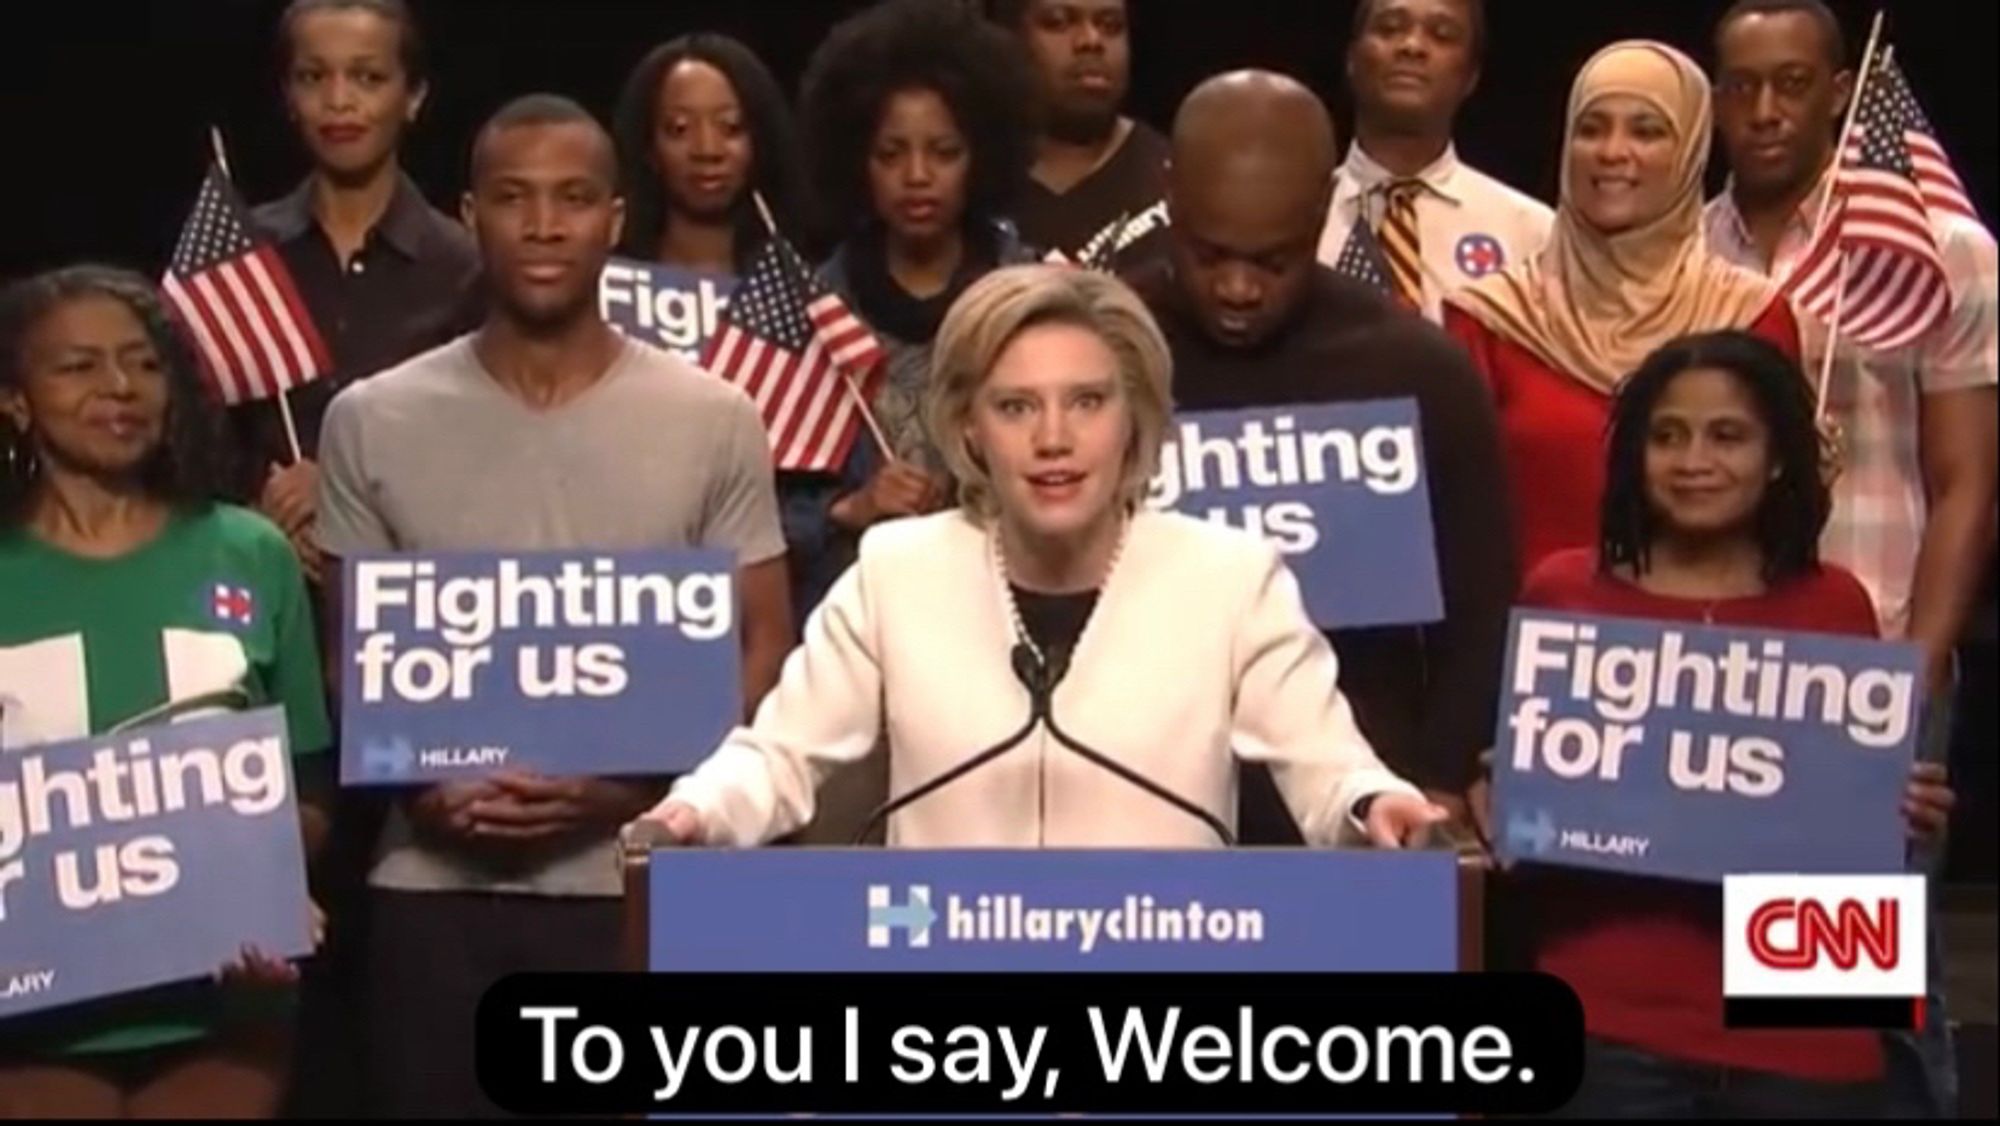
<box><xmin>848</xmin><ymin>646</ymin><xmax>1054</xmax><ymax>845</ymax></box>
<box><xmin>851</xmin><ymin>643</ymin><xmax>1238</xmax><ymax>847</ymax></box>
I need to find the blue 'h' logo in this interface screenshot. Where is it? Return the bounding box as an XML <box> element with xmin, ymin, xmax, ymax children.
<box><xmin>867</xmin><ymin>884</ymin><xmax>937</xmax><ymax>948</ymax></box>
<box><xmin>360</xmin><ymin>735</ymin><xmax>416</xmax><ymax>780</ymax></box>
<box><xmin>1507</xmin><ymin>808</ymin><xmax>1557</xmax><ymax>857</ymax></box>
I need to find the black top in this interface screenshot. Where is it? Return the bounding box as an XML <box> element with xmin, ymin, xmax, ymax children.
<box><xmin>238</xmin><ymin>173</ymin><xmax>482</xmax><ymax>486</ymax></box>
<box><xmin>841</xmin><ymin>220</ymin><xmax>1004</xmax><ymax>344</ymax></box>
<box><xmin>1016</xmin><ymin>121</ymin><xmax>1170</xmax><ymax>272</ymax></box>
<box><xmin>1131</xmin><ymin>263</ymin><xmax>1519</xmax><ymax>802</ymax></box>
<box><xmin>1010</xmin><ymin>585</ymin><xmax>1100</xmax><ymax>664</ymax></box>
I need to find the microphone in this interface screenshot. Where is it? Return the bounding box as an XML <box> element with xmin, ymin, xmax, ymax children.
<box><xmin>850</xmin><ymin>642</ymin><xmax>1237</xmax><ymax>847</ymax></box>
<box><xmin>848</xmin><ymin>643</ymin><xmax>1051</xmax><ymax>845</ymax></box>
<box><xmin>1026</xmin><ymin>644</ymin><xmax>1239</xmax><ymax>848</ymax></box>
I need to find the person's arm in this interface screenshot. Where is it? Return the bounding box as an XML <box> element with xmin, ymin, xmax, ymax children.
<box><xmin>1909</xmin><ymin>389</ymin><xmax>1997</xmax><ymax>688</ymax></box>
<box><xmin>1906</xmin><ymin>225</ymin><xmax>2000</xmax><ymax>689</ymax></box>
<box><xmin>266</xmin><ymin>520</ymin><xmax>335</xmax><ymax>862</ymax></box>
<box><xmin>313</xmin><ymin>388</ymin><xmax>396</xmax><ymax>699</ymax></box>
<box><xmin>1409</xmin><ymin>335</ymin><xmax>1520</xmax><ymax>796</ymax></box>
<box><xmin>648</xmin><ymin>556</ymin><xmax>888</xmax><ymax>846</ymax></box>
<box><xmin>1812</xmin><ymin>569</ymin><xmax>1957</xmax><ymax>846</ymax></box>
<box><xmin>779</xmin><ymin>470</ymin><xmax>842</xmax><ymax>604</ymax></box>
<box><xmin>1228</xmin><ymin>543</ymin><xmax>1436</xmax><ymax>847</ymax></box>
<box><xmin>708</xmin><ymin>386</ymin><xmax>798</xmax><ymax>714</ymax></box>
<box><xmin>737</xmin><ymin>556</ymin><xmax>792</xmax><ymax>716</ymax></box>
<box><xmin>309</xmin><ymin>387</ymin><xmax>504</xmax><ymax>845</ymax></box>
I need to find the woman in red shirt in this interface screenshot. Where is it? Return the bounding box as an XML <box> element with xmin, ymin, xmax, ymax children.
<box><xmin>1520</xmin><ymin>330</ymin><xmax>1950</xmax><ymax>1117</ymax></box>
<box><xmin>1444</xmin><ymin>41</ymin><xmax>1798</xmax><ymax>581</ymax></box>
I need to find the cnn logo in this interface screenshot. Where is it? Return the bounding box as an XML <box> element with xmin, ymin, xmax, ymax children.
<box><xmin>1747</xmin><ymin>897</ymin><xmax>1899</xmax><ymax>970</ymax></box>
<box><xmin>1723</xmin><ymin>875</ymin><xmax>1925</xmax><ymax>1029</ymax></box>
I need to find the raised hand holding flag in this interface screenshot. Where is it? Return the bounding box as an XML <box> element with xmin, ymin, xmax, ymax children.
<box><xmin>700</xmin><ymin>196</ymin><xmax>889</xmax><ymax>473</ymax></box>
<box><xmin>160</xmin><ymin>129</ymin><xmax>329</xmax><ymax>461</ymax></box>
<box><xmin>1783</xmin><ymin>24</ymin><xmax>1967</xmax><ymax>378</ymax></box>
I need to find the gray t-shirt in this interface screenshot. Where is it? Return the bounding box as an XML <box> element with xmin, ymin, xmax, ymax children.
<box><xmin>318</xmin><ymin>331</ymin><xmax>785</xmax><ymax>896</ymax></box>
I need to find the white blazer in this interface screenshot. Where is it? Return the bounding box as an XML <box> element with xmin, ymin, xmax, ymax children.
<box><xmin>669</xmin><ymin>510</ymin><xmax>1422</xmax><ymax>847</ymax></box>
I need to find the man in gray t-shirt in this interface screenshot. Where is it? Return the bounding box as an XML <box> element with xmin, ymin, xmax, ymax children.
<box><xmin>316</xmin><ymin>95</ymin><xmax>792</xmax><ymax>1118</ymax></box>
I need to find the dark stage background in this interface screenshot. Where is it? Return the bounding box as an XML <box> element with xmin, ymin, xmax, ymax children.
<box><xmin>6</xmin><ymin>0</ymin><xmax>1997</xmax><ymax>885</ymax></box>
<box><xmin>6</xmin><ymin>0</ymin><xmax>1995</xmax><ymax>281</ymax></box>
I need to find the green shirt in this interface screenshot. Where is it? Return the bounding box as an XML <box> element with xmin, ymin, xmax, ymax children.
<box><xmin>0</xmin><ymin>504</ymin><xmax>329</xmax><ymax>1055</ymax></box>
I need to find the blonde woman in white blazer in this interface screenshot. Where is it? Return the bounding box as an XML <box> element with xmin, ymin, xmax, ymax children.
<box><xmin>634</xmin><ymin>264</ymin><xmax>1444</xmax><ymax>849</ymax></box>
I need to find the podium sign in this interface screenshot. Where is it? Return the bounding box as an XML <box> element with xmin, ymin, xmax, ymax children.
<box><xmin>643</xmin><ymin>849</ymin><xmax>1461</xmax><ymax>973</ymax></box>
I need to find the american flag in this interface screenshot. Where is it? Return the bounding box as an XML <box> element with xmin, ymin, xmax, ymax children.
<box><xmin>701</xmin><ymin>235</ymin><xmax>885</xmax><ymax>473</ymax></box>
<box><xmin>1783</xmin><ymin>53</ymin><xmax>1971</xmax><ymax>351</ymax></box>
<box><xmin>162</xmin><ymin>163</ymin><xmax>330</xmax><ymax>405</ymax></box>
<box><xmin>1330</xmin><ymin>214</ymin><xmax>1394</xmax><ymax>296</ymax></box>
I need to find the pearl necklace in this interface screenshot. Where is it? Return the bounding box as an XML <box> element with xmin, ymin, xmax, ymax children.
<box><xmin>990</xmin><ymin>513</ymin><xmax>1133</xmax><ymax>668</ymax></box>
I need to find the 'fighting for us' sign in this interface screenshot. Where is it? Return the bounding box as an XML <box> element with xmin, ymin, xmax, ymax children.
<box><xmin>1144</xmin><ymin>399</ymin><xmax>1442</xmax><ymax>630</ymax></box>
<box><xmin>599</xmin><ymin>258</ymin><xmax>735</xmax><ymax>363</ymax></box>
<box><xmin>1491</xmin><ymin>611</ymin><xmax>1920</xmax><ymax>883</ymax></box>
<box><xmin>338</xmin><ymin>549</ymin><xmax>743</xmax><ymax>786</ymax></box>
<box><xmin>1</xmin><ymin>708</ymin><xmax>312</xmax><ymax>1017</ymax></box>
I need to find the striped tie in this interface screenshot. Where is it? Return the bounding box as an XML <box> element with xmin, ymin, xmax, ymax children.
<box><xmin>1378</xmin><ymin>179</ymin><xmax>1424</xmax><ymax>311</ymax></box>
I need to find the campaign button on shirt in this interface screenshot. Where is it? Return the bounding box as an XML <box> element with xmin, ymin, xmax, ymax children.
<box><xmin>1455</xmin><ymin>233</ymin><xmax>1506</xmax><ymax>279</ymax></box>
<box><xmin>210</xmin><ymin>582</ymin><xmax>256</xmax><ymax>628</ymax></box>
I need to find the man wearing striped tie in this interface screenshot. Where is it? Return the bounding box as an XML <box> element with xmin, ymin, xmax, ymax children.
<box><xmin>1705</xmin><ymin>3</ymin><xmax>1996</xmax><ymax>1118</ymax></box>
<box><xmin>1314</xmin><ymin>0</ymin><xmax>1552</xmax><ymax>325</ymax></box>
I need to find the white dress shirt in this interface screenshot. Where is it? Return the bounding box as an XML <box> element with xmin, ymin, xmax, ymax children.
<box><xmin>1317</xmin><ymin>143</ymin><xmax>1555</xmax><ymax>324</ymax></box>
<box><xmin>669</xmin><ymin>509</ymin><xmax>1422</xmax><ymax>848</ymax></box>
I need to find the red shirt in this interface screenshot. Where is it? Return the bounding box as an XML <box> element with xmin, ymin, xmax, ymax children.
<box><xmin>1444</xmin><ymin>301</ymin><xmax>1801</xmax><ymax>581</ymax></box>
<box><xmin>1518</xmin><ymin>548</ymin><xmax>1884</xmax><ymax>1082</ymax></box>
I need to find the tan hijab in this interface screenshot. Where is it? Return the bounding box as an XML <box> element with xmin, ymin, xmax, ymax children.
<box><xmin>1451</xmin><ymin>40</ymin><xmax>1779</xmax><ymax>394</ymax></box>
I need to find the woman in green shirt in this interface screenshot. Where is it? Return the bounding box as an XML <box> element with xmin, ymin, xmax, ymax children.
<box><xmin>0</xmin><ymin>266</ymin><xmax>329</xmax><ymax>1116</ymax></box>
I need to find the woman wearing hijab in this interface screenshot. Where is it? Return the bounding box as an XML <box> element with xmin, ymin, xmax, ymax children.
<box><xmin>1444</xmin><ymin>40</ymin><xmax>1799</xmax><ymax>581</ymax></box>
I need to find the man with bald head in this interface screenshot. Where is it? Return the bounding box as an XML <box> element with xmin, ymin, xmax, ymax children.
<box><xmin>317</xmin><ymin>94</ymin><xmax>791</xmax><ymax>1115</ymax></box>
<box><xmin>1133</xmin><ymin>70</ymin><xmax>1515</xmax><ymax>839</ymax></box>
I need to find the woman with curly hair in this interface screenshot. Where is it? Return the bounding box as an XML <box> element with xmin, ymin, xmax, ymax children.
<box><xmin>785</xmin><ymin>0</ymin><xmax>1041</xmax><ymax>623</ymax></box>
<box><xmin>0</xmin><ymin>266</ymin><xmax>330</xmax><ymax>1117</ymax></box>
<box><xmin>612</xmin><ymin>32</ymin><xmax>810</xmax><ymax>274</ymax></box>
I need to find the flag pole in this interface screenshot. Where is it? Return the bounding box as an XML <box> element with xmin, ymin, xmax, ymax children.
<box><xmin>207</xmin><ymin>125</ymin><xmax>234</xmax><ymax>181</ymax></box>
<box><xmin>1804</xmin><ymin>11</ymin><xmax>1887</xmax><ymax>243</ymax></box>
<box><xmin>211</xmin><ymin>125</ymin><xmax>304</xmax><ymax>464</ymax></box>
<box><xmin>1814</xmin><ymin>253</ymin><xmax>1853</xmax><ymax>423</ymax></box>
<box><xmin>1793</xmin><ymin>18</ymin><xmax>1886</xmax><ymax>428</ymax></box>
<box><xmin>749</xmin><ymin>191</ymin><xmax>893</xmax><ymax>461</ymax></box>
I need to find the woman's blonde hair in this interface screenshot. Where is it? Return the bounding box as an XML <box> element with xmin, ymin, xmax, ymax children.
<box><xmin>925</xmin><ymin>264</ymin><xmax>1173</xmax><ymax>523</ymax></box>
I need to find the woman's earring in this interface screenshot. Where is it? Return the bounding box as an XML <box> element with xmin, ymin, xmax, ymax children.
<box><xmin>3</xmin><ymin>424</ymin><xmax>38</xmax><ymax>484</ymax></box>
